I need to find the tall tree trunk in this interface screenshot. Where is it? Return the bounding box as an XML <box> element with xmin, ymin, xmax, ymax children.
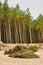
<box><xmin>14</xmin><ymin>20</ymin><xmax>19</xmax><ymax>43</ymax></box>
<box><xmin>38</xmin><ymin>30</ymin><xmax>42</xmax><ymax>42</ymax></box>
<box><xmin>6</xmin><ymin>20</ymin><xmax>8</xmax><ymax>43</ymax></box>
<box><xmin>0</xmin><ymin>20</ymin><xmax>1</xmax><ymax>41</ymax></box>
<box><xmin>6</xmin><ymin>18</ymin><xmax>11</xmax><ymax>43</ymax></box>
<box><xmin>8</xmin><ymin>18</ymin><xmax>12</xmax><ymax>43</ymax></box>
<box><xmin>40</xmin><ymin>28</ymin><xmax>43</xmax><ymax>42</ymax></box>
<box><xmin>22</xmin><ymin>20</ymin><xmax>27</xmax><ymax>43</ymax></box>
<box><xmin>17</xmin><ymin>20</ymin><xmax>22</xmax><ymax>43</ymax></box>
<box><xmin>29</xmin><ymin>24</ymin><xmax>32</xmax><ymax>43</ymax></box>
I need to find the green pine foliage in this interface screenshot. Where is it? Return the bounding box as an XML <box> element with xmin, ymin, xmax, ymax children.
<box><xmin>0</xmin><ymin>0</ymin><xmax>43</xmax><ymax>43</ymax></box>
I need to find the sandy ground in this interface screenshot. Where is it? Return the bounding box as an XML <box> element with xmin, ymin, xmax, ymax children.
<box><xmin>0</xmin><ymin>49</ymin><xmax>43</xmax><ymax>65</ymax></box>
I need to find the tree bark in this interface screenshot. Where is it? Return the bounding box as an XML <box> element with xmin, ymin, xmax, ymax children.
<box><xmin>14</xmin><ymin>20</ymin><xmax>19</xmax><ymax>43</ymax></box>
<box><xmin>0</xmin><ymin>20</ymin><xmax>1</xmax><ymax>41</ymax></box>
<box><xmin>17</xmin><ymin>20</ymin><xmax>22</xmax><ymax>43</ymax></box>
<box><xmin>29</xmin><ymin>24</ymin><xmax>32</xmax><ymax>43</ymax></box>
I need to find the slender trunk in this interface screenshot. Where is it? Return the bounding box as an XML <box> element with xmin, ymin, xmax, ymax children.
<box><xmin>38</xmin><ymin>30</ymin><xmax>42</xmax><ymax>42</ymax></box>
<box><xmin>6</xmin><ymin>20</ymin><xmax>8</xmax><ymax>43</ymax></box>
<box><xmin>24</xmin><ymin>25</ymin><xmax>27</xmax><ymax>43</ymax></box>
<box><xmin>29</xmin><ymin>24</ymin><xmax>32</xmax><ymax>43</ymax></box>
<box><xmin>22</xmin><ymin>21</ymin><xmax>27</xmax><ymax>43</ymax></box>
<box><xmin>22</xmin><ymin>22</ymin><xmax>25</xmax><ymax>43</ymax></box>
<box><xmin>23</xmin><ymin>30</ymin><xmax>25</xmax><ymax>43</ymax></box>
<box><xmin>18</xmin><ymin>21</ymin><xmax>22</xmax><ymax>43</ymax></box>
<box><xmin>8</xmin><ymin>18</ymin><xmax>11</xmax><ymax>43</ymax></box>
<box><xmin>6</xmin><ymin>18</ymin><xmax>11</xmax><ymax>43</ymax></box>
<box><xmin>40</xmin><ymin>28</ymin><xmax>43</xmax><ymax>42</ymax></box>
<box><xmin>0</xmin><ymin>19</ymin><xmax>1</xmax><ymax>41</ymax></box>
<box><xmin>14</xmin><ymin>20</ymin><xmax>19</xmax><ymax>43</ymax></box>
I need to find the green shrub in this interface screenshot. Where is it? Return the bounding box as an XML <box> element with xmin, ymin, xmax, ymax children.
<box><xmin>9</xmin><ymin>50</ymin><xmax>39</xmax><ymax>58</ymax></box>
<box><xmin>4</xmin><ymin>45</ymin><xmax>39</xmax><ymax>58</ymax></box>
<box><xmin>4</xmin><ymin>45</ymin><xmax>28</xmax><ymax>54</ymax></box>
<box><xmin>29</xmin><ymin>45</ymin><xmax>38</xmax><ymax>52</ymax></box>
<box><xmin>12</xmin><ymin>45</ymin><xmax>28</xmax><ymax>52</ymax></box>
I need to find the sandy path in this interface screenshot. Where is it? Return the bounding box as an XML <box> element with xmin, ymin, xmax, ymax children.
<box><xmin>0</xmin><ymin>49</ymin><xmax>43</xmax><ymax>65</ymax></box>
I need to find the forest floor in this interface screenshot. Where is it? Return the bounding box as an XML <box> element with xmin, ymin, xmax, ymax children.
<box><xmin>0</xmin><ymin>44</ymin><xmax>43</xmax><ymax>65</ymax></box>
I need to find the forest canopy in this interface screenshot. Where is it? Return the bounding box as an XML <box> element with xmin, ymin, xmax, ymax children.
<box><xmin>0</xmin><ymin>0</ymin><xmax>43</xmax><ymax>43</ymax></box>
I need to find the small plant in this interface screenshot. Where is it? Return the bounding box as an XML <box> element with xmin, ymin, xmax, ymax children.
<box><xmin>4</xmin><ymin>45</ymin><xmax>28</xmax><ymax>54</ymax></box>
<box><xmin>13</xmin><ymin>45</ymin><xmax>28</xmax><ymax>51</ymax></box>
<box><xmin>4</xmin><ymin>45</ymin><xmax>39</xmax><ymax>58</ymax></box>
<box><xmin>9</xmin><ymin>50</ymin><xmax>39</xmax><ymax>58</ymax></box>
<box><xmin>29</xmin><ymin>45</ymin><xmax>38</xmax><ymax>52</ymax></box>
